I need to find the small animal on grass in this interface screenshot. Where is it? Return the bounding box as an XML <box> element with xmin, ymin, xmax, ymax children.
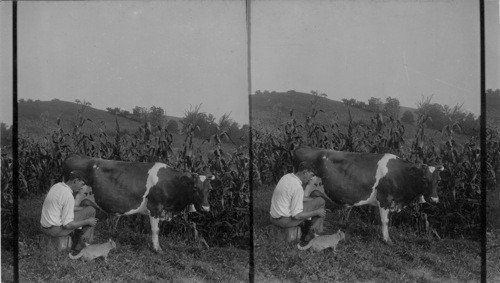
<box><xmin>297</xmin><ymin>230</ymin><xmax>345</xmax><ymax>252</ymax></box>
<box><xmin>69</xmin><ymin>239</ymin><xmax>116</xmax><ymax>261</ymax></box>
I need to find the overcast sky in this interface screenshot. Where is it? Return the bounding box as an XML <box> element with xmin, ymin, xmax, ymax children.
<box><xmin>252</xmin><ymin>0</ymin><xmax>492</xmax><ymax>117</ymax></box>
<box><xmin>1</xmin><ymin>1</ymin><xmax>248</xmax><ymax>126</ymax></box>
<box><xmin>1</xmin><ymin>0</ymin><xmax>499</xmax><ymax>126</ymax></box>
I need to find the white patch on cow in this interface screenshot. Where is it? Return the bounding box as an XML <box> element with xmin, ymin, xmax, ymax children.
<box><xmin>431</xmin><ymin>197</ymin><xmax>439</xmax><ymax>203</ymax></box>
<box><xmin>428</xmin><ymin>166</ymin><xmax>436</xmax><ymax>173</ymax></box>
<box><xmin>322</xmin><ymin>155</ymin><xmax>327</xmax><ymax>159</ymax></box>
<box><xmin>199</xmin><ymin>176</ymin><xmax>207</xmax><ymax>182</ymax></box>
<box><xmin>418</xmin><ymin>195</ymin><xmax>426</xmax><ymax>204</ymax></box>
<box><xmin>354</xmin><ymin>154</ymin><xmax>397</xmax><ymax>206</ymax></box>
<box><xmin>189</xmin><ymin>204</ymin><xmax>197</xmax><ymax>212</ymax></box>
<box><xmin>201</xmin><ymin>205</ymin><xmax>210</xmax><ymax>212</ymax></box>
<box><xmin>123</xmin><ymin>163</ymin><xmax>167</xmax><ymax>215</ymax></box>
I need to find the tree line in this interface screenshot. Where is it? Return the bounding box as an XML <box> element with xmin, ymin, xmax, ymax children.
<box><xmin>341</xmin><ymin>95</ymin><xmax>479</xmax><ymax>135</ymax></box>
<box><xmin>106</xmin><ymin>104</ymin><xmax>248</xmax><ymax>146</ymax></box>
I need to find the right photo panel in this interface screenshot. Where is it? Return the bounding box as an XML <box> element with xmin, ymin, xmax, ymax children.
<box><xmin>250</xmin><ymin>1</ymin><xmax>485</xmax><ymax>281</ymax></box>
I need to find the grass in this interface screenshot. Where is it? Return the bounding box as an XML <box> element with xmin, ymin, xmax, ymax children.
<box><xmin>253</xmin><ymin>184</ymin><xmax>481</xmax><ymax>282</ymax></box>
<box><xmin>487</xmin><ymin>228</ymin><xmax>500</xmax><ymax>282</ymax></box>
<box><xmin>5</xmin><ymin>196</ymin><xmax>249</xmax><ymax>283</ymax></box>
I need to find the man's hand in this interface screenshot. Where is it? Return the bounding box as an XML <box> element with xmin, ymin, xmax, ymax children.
<box><xmin>86</xmin><ymin>217</ymin><xmax>98</xmax><ymax>227</ymax></box>
<box><xmin>316</xmin><ymin>208</ymin><xmax>326</xmax><ymax>218</ymax></box>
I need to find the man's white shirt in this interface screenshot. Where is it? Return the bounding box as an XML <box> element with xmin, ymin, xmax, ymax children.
<box><xmin>40</xmin><ymin>182</ymin><xmax>75</xmax><ymax>227</ymax></box>
<box><xmin>270</xmin><ymin>173</ymin><xmax>304</xmax><ymax>218</ymax></box>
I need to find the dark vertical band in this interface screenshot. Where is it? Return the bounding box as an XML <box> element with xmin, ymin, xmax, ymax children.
<box><xmin>479</xmin><ymin>0</ymin><xmax>486</xmax><ymax>282</ymax></box>
<box><xmin>246</xmin><ymin>0</ymin><xmax>254</xmax><ymax>282</ymax></box>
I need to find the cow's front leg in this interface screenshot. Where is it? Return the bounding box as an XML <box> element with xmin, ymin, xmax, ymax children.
<box><xmin>149</xmin><ymin>216</ymin><xmax>163</xmax><ymax>252</ymax></box>
<box><xmin>378</xmin><ymin>206</ymin><xmax>393</xmax><ymax>245</ymax></box>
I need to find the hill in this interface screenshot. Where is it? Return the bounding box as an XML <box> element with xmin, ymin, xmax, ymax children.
<box><xmin>18</xmin><ymin>99</ymin><xmax>180</xmax><ymax>138</ymax></box>
<box><xmin>251</xmin><ymin>91</ymin><xmax>413</xmax><ymax>128</ymax></box>
<box><xmin>250</xmin><ymin>91</ymin><xmax>472</xmax><ymax>143</ymax></box>
<box><xmin>17</xmin><ymin>99</ymin><xmax>239</xmax><ymax>156</ymax></box>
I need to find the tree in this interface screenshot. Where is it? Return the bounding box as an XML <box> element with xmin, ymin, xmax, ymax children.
<box><xmin>132</xmin><ymin>106</ymin><xmax>149</xmax><ymax>122</ymax></box>
<box><xmin>368</xmin><ymin>97</ymin><xmax>383</xmax><ymax>113</ymax></box>
<box><xmin>106</xmin><ymin>107</ymin><xmax>122</xmax><ymax>115</ymax></box>
<box><xmin>311</xmin><ymin>90</ymin><xmax>327</xmax><ymax>98</ymax></box>
<box><xmin>166</xmin><ymin>120</ymin><xmax>179</xmax><ymax>134</ymax></box>
<box><xmin>149</xmin><ymin>106</ymin><xmax>165</xmax><ymax>127</ymax></box>
<box><xmin>74</xmin><ymin>99</ymin><xmax>92</xmax><ymax>107</ymax></box>
<box><xmin>383</xmin><ymin>97</ymin><xmax>400</xmax><ymax>118</ymax></box>
<box><xmin>401</xmin><ymin>110</ymin><xmax>415</xmax><ymax>124</ymax></box>
<box><xmin>120</xmin><ymin>110</ymin><xmax>131</xmax><ymax>118</ymax></box>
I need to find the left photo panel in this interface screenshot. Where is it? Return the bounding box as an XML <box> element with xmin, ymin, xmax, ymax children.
<box><xmin>2</xmin><ymin>1</ymin><xmax>250</xmax><ymax>282</ymax></box>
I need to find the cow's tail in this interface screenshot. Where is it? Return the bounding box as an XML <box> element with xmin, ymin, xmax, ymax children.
<box><xmin>297</xmin><ymin>241</ymin><xmax>313</xmax><ymax>251</ymax></box>
<box><xmin>69</xmin><ymin>250</ymin><xmax>84</xmax><ymax>260</ymax></box>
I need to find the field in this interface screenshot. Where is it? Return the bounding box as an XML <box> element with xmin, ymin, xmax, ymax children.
<box><xmin>2</xmin><ymin>196</ymin><xmax>248</xmax><ymax>283</ymax></box>
<box><xmin>3</xmin><ymin>92</ymin><xmax>500</xmax><ymax>281</ymax></box>
<box><xmin>253</xmin><ymin>185</ymin><xmax>481</xmax><ymax>282</ymax></box>
<box><xmin>1</xmin><ymin>101</ymin><xmax>250</xmax><ymax>282</ymax></box>
<box><xmin>250</xmin><ymin>91</ymin><xmax>494</xmax><ymax>282</ymax></box>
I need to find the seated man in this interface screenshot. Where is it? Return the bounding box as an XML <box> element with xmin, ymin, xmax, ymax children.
<box><xmin>40</xmin><ymin>171</ymin><xmax>98</xmax><ymax>253</ymax></box>
<box><xmin>269</xmin><ymin>162</ymin><xmax>326</xmax><ymax>246</ymax></box>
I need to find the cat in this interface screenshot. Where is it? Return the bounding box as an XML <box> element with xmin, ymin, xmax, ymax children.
<box><xmin>69</xmin><ymin>239</ymin><xmax>116</xmax><ymax>261</ymax></box>
<box><xmin>297</xmin><ymin>230</ymin><xmax>345</xmax><ymax>252</ymax></box>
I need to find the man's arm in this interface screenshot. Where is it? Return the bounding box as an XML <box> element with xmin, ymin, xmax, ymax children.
<box><xmin>291</xmin><ymin>208</ymin><xmax>326</xmax><ymax>220</ymax></box>
<box><xmin>62</xmin><ymin>218</ymin><xmax>97</xmax><ymax>230</ymax></box>
<box><xmin>302</xmin><ymin>196</ymin><xmax>314</xmax><ymax>202</ymax></box>
<box><xmin>73</xmin><ymin>206</ymin><xmax>85</xmax><ymax>212</ymax></box>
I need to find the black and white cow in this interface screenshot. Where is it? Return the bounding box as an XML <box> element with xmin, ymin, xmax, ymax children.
<box><xmin>293</xmin><ymin>146</ymin><xmax>444</xmax><ymax>244</ymax></box>
<box><xmin>63</xmin><ymin>154</ymin><xmax>215</xmax><ymax>252</ymax></box>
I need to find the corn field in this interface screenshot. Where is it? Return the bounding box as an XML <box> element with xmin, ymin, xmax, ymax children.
<box><xmin>2</xmin><ymin>113</ymin><xmax>250</xmax><ymax>249</ymax></box>
<box><xmin>1</xmin><ymin>102</ymin><xmax>498</xmax><ymax>248</ymax></box>
<box><xmin>251</xmin><ymin>103</ymin><xmax>494</xmax><ymax>240</ymax></box>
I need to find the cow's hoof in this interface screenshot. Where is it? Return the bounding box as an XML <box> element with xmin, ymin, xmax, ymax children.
<box><xmin>153</xmin><ymin>248</ymin><xmax>164</xmax><ymax>254</ymax></box>
<box><xmin>384</xmin><ymin>239</ymin><xmax>394</xmax><ymax>245</ymax></box>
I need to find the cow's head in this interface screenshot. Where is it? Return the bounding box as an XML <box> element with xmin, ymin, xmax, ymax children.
<box><xmin>183</xmin><ymin>173</ymin><xmax>215</xmax><ymax>213</ymax></box>
<box><xmin>420</xmin><ymin>164</ymin><xmax>445</xmax><ymax>203</ymax></box>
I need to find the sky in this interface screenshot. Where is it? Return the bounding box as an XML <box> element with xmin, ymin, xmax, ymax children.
<box><xmin>0</xmin><ymin>1</ymin><xmax>248</xmax><ymax>126</ymax></box>
<box><xmin>252</xmin><ymin>0</ymin><xmax>497</xmax><ymax>117</ymax></box>
<box><xmin>1</xmin><ymin>0</ymin><xmax>499</xmax><ymax>126</ymax></box>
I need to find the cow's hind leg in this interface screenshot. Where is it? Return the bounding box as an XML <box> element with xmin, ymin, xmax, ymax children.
<box><xmin>378</xmin><ymin>207</ymin><xmax>393</xmax><ymax>245</ymax></box>
<box><xmin>149</xmin><ymin>216</ymin><xmax>163</xmax><ymax>253</ymax></box>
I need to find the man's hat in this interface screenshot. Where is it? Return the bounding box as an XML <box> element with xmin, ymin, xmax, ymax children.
<box><xmin>69</xmin><ymin>170</ymin><xmax>87</xmax><ymax>184</ymax></box>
